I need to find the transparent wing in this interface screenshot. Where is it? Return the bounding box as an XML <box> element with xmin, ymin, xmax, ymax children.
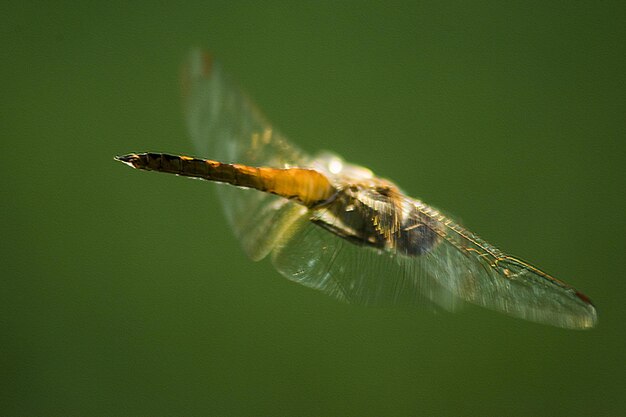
<box><xmin>270</xmin><ymin>207</ymin><xmax>463</xmax><ymax>312</ymax></box>
<box><xmin>182</xmin><ymin>49</ymin><xmax>310</xmax><ymax>260</ymax></box>
<box><xmin>268</xmin><ymin>194</ymin><xmax>596</xmax><ymax>329</ymax></box>
<box><xmin>408</xmin><ymin>198</ymin><xmax>597</xmax><ymax>329</ymax></box>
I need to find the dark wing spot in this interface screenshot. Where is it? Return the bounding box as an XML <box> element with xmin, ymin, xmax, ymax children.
<box><xmin>575</xmin><ymin>291</ymin><xmax>595</xmax><ymax>306</ymax></box>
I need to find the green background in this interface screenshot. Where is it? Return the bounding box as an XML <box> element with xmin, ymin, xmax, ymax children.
<box><xmin>2</xmin><ymin>1</ymin><xmax>624</xmax><ymax>416</ymax></box>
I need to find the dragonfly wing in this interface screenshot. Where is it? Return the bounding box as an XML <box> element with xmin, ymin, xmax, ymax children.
<box><xmin>268</xmin><ymin>193</ymin><xmax>596</xmax><ymax>328</ymax></box>
<box><xmin>182</xmin><ymin>49</ymin><xmax>310</xmax><ymax>260</ymax></box>
<box><xmin>407</xmin><ymin>198</ymin><xmax>597</xmax><ymax>329</ymax></box>
<box><xmin>270</xmin><ymin>211</ymin><xmax>463</xmax><ymax>312</ymax></box>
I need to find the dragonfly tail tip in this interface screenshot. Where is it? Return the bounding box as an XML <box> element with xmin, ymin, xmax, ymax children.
<box><xmin>115</xmin><ymin>153</ymin><xmax>141</xmax><ymax>168</ymax></box>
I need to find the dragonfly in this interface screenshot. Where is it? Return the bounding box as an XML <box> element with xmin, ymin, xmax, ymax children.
<box><xmin>116</xmin><ymin>49</ymin><xmax>597</xmax><ymax>329</ymax></box>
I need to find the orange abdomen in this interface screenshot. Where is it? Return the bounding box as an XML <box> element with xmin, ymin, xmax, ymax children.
<box><xmin>116</xmin><ymin>152</ymin><xmax>336</xmax><ymax>208</ymax></box>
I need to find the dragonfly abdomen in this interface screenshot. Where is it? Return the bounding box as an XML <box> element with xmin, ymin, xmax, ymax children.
<box><xmin>116</xmin><ymin>152</ymin><xmax>336</xmax><ymax>207</ymax></box>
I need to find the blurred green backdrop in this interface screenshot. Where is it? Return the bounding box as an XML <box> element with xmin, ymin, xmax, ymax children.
<box><xmin>2</xmin><ymin>1</ymin><xmax>624</xmax><ymax>416</ymax></box>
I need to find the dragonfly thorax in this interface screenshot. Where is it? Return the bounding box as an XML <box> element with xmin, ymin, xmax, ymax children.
<box><xmin>311</xmin><ymin>181</ymin><xmax>441</xmax><ymax>256</ymax></box>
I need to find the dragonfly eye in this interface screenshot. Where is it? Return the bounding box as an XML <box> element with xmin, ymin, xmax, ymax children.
<box><xmin>396</xmin><ymin>212</ymin><xmax>441</xmax><ymax>256</ymax></box>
